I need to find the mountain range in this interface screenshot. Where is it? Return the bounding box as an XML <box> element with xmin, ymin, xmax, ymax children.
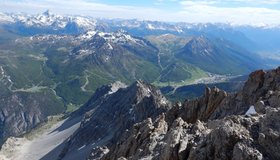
<box><xmin>1</xmin><ymin>10</ymin><xmax>96</xmax><ymax>35</ymax></box>
<box><xmin>2</xmin><ymin>10</ymin><xmax>280</xmax><ymax>52</ymax></box>
<box><xmin>0</xmin><ymin>11</ymin><xmax>280</xmax><ymax>159</ymax></box>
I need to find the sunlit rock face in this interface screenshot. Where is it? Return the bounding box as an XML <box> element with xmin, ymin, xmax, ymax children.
<box><xmin>101</xmin><ymin>67</ymin><xmax>280</xmax><ymax>160</ymax></box>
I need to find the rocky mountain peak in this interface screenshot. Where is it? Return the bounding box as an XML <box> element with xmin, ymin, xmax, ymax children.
<box><xmin>42</xmin><ymin>9</ymin><xmax>51</xmax><ymax>17</ymax></box>
<box><xmin>128</xmin><ymin>80</ymin><xmax>169</xmax><ymax>106</ymax></box>
<box><xmin>101</xmin><ymin>67</ymin><xmax>280</xmax><ymax>160</ymax></box>
<box><xmin>72</xmin><ymin>81</ymin><xmax>127</xmax><ymax>117</ymax></box>
<box><xmin>184</xmin><ymin>36</ymin><xmax>214</xmax><ymax>56</ymax></box>
<box><xmin>3</xmin><ymin>10</ymin><xmax>96</xmax><ymax>34</ymax></box>
<box><xmin>176</xmin><ymin>33</ymin><xmax>261</xmax><ymax>75</ymax></box>
<box><xmin>58</xmin><ymin>81</ymin><xmax>171</xmax><ymax>160</ymax></box>
<box><xmin>115</xmin><ymin>29</ymin><xmax>128</xmax><ymax>35</ymax></box>
<box><xmin>131</xmin><ymin>80</ymin><xmax>153</xmax><ymax>97</ymax></box>
<box><xmin>72</xmin><ymin>30</ymin><xmax>158</xmax><ymax>62</ymax></box>
<box><xmin>108</xmin><ymin>81</ymin><xmax>127</xmax><ymax>95</ymax></box>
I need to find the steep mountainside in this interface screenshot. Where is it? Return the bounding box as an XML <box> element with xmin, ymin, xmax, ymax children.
<box><xmin>54</xmin><ymin>81</ymin><xmax>171</xmax><ymax>160</ymax></box>
<box><xmin>2</xmin><ymin>67</ymin><xmax>280</xmax><ymax>160</ymax></box>
<box><xmin>0</xmin><ymin>90</ymin><xmax>64</xmax><ymax>146</ymax></box>
<box><xmin>71</xmin><ymin>30</ymin><xmax>159</xmax><ymax>68</ymax></box>
<box><xmin>45</xmin><ymin>30</ymin><xmax>163</xmax><ymax>104</ymax></box>
<box><xmin>96</xmin><ymin>67</ymin><xmax>280</xmax><ymax>160</ymax></box>
<box><xmin>16</xmin><ymin>30</ymin><xmax>208</xmax><ymax>105</ymax></box>
<box><xmin>176</xmin><ymin>36</ymin><xmax>262</xmax><ymax>74</ymax></box>
<box><xmin>146</xmin><ymin>34</ymin><xmax>208</xmax><ymax>83</ymax></box>
<box><xmin>0</xmin><ymin>37</ymin><xmax>65</xmax><ymax>145</ymax></box>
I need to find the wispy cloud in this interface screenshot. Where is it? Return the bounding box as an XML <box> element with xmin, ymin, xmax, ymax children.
<box><xmin>178</xmin><ymin>0</ymin><xmax>280</xmax><ymax>25</ymax></box>
<box><xmin>1</xmin><ymin>0</ymin><xmax>280</xmax><ymax>25</ymax></box>
<box><xmin>1</xmin><ymin>0</ymin><xmax>170</xmax><ymax>20</ymax></box>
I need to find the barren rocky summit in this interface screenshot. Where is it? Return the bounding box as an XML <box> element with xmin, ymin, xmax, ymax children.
<box><xmin>94</xmin><ymin>67</ymin><xmax>280</xmax><ymax>160</ymax></box>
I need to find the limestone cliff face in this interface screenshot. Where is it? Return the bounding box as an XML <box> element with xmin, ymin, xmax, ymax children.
<box><xmin>100</xmin><ymin>67</ymin><xmax>280</xmax><ymax>160</ymax></box>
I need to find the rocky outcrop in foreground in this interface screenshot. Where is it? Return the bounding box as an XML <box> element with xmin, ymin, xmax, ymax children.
<box><xmin>100</xmin><ymin>67</ymin><xmax>280</xmax><ymax>160</ymax></box>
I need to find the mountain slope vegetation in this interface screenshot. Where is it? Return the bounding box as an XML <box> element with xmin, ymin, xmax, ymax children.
<box><xmin>0</xmin><ymin>11</ymin><xmax>275</xmax><ymax>146</ymax></box>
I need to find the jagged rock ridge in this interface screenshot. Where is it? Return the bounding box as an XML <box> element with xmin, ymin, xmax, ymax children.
<box><xmin>99</xmin><ymin>67</ymin><xmax>280</xmax><ymax>160</ymax></box>
<box><xmin>57</xmin><ymin>81</ymin><xmax>171</xmax><ymax>160</ymax></box>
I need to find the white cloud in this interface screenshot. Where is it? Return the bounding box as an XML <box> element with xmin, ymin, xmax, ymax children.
<box><xmin>178</xmin><ymin>1</ymin><xmax>280</xmax><ymax>25</ymax></box>
<box><xmin>180</xmin><ymin>0</ymin><xmax>217</xmax><ymax>6</ymax></box>
<box><xmin>0</xmin><ymin>0</ymin><xmax>163</xmax><ymax>19</ymax></box>
<box><xmin>180</xmin><ymin>0</ymin><xmax>280</xmax><ymax>5</ymax></box>
<box><xmin>1</xmin><ymin>0</ymin><xmax>280</xmax><ymax>25</ymax></box>
<box><xmin>236</xmin><ymin>0</ymin><xmax>280</xmax><ymax>5</ymax></box>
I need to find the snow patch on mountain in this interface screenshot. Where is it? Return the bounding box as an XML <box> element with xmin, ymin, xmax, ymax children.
<box><xmin>78</xmin><ymin>30</ymin><xmax>97</xmax><ymax>40</ymax></box>
<box><xmin>0</xmin><ymin>12</ymin><xmax>14</xmax><ymax>23</ymax></box>
<box><xmin>78</xmin><ymin>29</ymin><xmax>142</xmax><ymax>44</ymax></box>
<box><xmin>3</xmin><ymin>10</ymin><xmax>96</xmax><ymax>31</ymax></box>
<box><xmin>245</xmin><ymin>106</ymin><xmax>257</xmax><ymax>115</ymax></box>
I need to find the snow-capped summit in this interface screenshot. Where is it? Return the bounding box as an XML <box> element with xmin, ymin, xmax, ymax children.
<box><xmin>78</xmin><ymin>29</ymin><xmax>140</xmax><ymax>44</ymax></box>
<box><xmin>1</xmin><ymin>10</ymin><xmax>96</xmax><ymax>35</ymax></box>
<box><xmin>96</xmin><ymin>30</ymin><xmax>141</xmax><ymax>44</ymax></box>
<box><xmin>78</xmin><ymin>30</ymin><xmax>98</xmax><ymax>40</ymax></box>
<box><xmin>42</xmin><ymin>9</ymin><xmax>51</xmax><ymax>17</ymax></box>
<box><xmin>72</xmin><ymin>29</ymin><xmax>158</xmax><ymax>60</ymax></box>
<box><xmin>13</xmin><ymin>10</ymin><xmax>96</xmax><ymax>29</ymax></box>
<box><xmin>25</xmin><ymin>10</ymin><xmax>64</xmax><ymax>27</ymax></box>
<box><xmin>0</xmin><ymin>12</ymin><xmax>14</xmax><ymax>23</ymax></box>
<box><xmin>69</xmin><ymin>16</ymin><xmax>96</xmax><ymax>29</ymax></box>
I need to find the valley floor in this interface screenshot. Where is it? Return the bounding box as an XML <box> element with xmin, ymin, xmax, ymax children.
<box><xmin>0</xmin><ymin>116</ymin><xmax>81</xmax><ymax>160</ymax></box>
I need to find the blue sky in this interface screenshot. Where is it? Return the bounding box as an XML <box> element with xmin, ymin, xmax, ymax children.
<box><xmin>1</xmin><ymin>0</ymin><xmax>280</xmax><ymax>25</ymax></box>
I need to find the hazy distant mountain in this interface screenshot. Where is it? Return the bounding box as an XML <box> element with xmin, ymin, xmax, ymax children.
<box><xmin>236</xmin><ymin>26</ymin><xmax>280</xmax><ymax>51</ymax></box>
<box><xmin>1</xmin><ymin>11</ymin><xmax>280</xmax><ymax>53</ymax></box>
<box><xmin>0</xmin><ymin>10</ymin><xmax>96</xmax><ymax>35</ymax></box>
<box><xmin>176</xmin><ymin>36</ymin><xmax>263</xmax><ymax>74</ymax></box>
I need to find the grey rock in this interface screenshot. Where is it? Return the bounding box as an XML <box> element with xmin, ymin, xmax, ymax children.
<box><xmin>232</xmin><ymin>142</ymin><xmax>263</xmax><ymax>160</ymax></box>
<box><xmin>87</xmin><ymin>146</ymin><xmax>109</xmax><ymax>160</ymax></box>
<box><xmin>259</xmin><ymin>108</ymin><xmax>280</xmax><ymax>160</ymax></box>
<box><xmin>59</xmin><ymin>81</ymin><xmax>171</xmax><ymax>160</ymax></box>
<box><xmin>254</xmin><ymin>101</ymin><xmax>266</xmax><ymax>114</ymax></box>
<box><xmin>189</xmin><ymin>119</ymin><xmax>251</xmax><ymax>160</ymax></box>
<box><xmin>0</xmin><ymin>91</ymin><xmax>64</xmax><ymax>146</ymax></box>
<box><xmin>99</xmin><ymin>67</ymin><xmax>280</xmax><ymax>160</ymax></box>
